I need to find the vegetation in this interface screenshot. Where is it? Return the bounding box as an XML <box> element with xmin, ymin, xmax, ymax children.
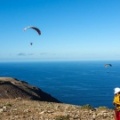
<box><xmin>55</xmin><ymin>115</ymin><xmax>70</xmax><ymax>120</ymax></box>
<box><xmin>80</xmin><ymin>104</ymin><xmax>94</xmax><ymax>110</ymax></box>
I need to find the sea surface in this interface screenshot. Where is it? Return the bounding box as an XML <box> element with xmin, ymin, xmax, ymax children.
<box><xmin>0</xmin><ymin>61</ymin><xmax>120</xmax><ymax>108</ymax></box>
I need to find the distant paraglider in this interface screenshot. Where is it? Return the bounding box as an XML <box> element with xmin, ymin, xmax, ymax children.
<box><xmin>24</xmin><ymin>26</ymin><xmax>41</xmax><ymax>45</ymax></box>
<box><xmin>104</xmin><ymin>64</ymin><xmax>112</xmax><ymax>73</ymax></box>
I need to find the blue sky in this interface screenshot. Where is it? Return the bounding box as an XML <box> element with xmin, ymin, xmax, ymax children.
<box><xmin>0</xmin><ymin>0</ymin><xmax>120</xmax><ymax>61</ymax></box>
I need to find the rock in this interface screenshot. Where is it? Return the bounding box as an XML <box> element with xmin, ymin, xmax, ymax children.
<box><xmin>0</xmin><ymin>108</ymin><xmax>4</xmax><ymax>113</ymax></box>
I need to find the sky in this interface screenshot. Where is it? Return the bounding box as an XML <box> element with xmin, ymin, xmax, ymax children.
<box><xmin>0</xmin><ymin>0</ymin><xmax>120</xmax><ymax>62</ymax></box>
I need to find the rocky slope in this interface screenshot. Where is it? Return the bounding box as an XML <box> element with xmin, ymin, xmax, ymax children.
<box><xmin>0</xmin><ymin>77</ymin><xmax>60</xmax><ymax>102</ymax></box>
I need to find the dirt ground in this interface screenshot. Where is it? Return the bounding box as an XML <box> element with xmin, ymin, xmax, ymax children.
<box><xmin>0</xmin><ymin>99</ymin><xmax>114</xmax><ymax>120</ymax></box>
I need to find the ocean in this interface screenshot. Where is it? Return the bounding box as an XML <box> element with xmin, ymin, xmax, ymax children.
<box><xmin>0</xmin><ymin>61</ymin><xmax>120</xmax><ymax>108</ymax></box>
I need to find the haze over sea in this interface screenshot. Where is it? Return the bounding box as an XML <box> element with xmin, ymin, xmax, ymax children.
<box><xmin>0</xmin><ymin>61</ymin><xmax>120</xmax><ymax>108</ymax></box>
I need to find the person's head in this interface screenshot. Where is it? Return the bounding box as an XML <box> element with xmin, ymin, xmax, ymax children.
<box><xmin>114</xmin><ymin>87</ymin><xmax>120</xmax><ymax>95</ymax></box>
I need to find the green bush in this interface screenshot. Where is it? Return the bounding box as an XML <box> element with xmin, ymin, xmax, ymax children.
<box><xmin>55</xmin><ymin>115</ymin><xmax>70</xmax><ymax>120</ymax></box>
<box><xmin>81</xmin><ymin>104</ymin><xmax>94</xmax><ymax>110</ymax></box>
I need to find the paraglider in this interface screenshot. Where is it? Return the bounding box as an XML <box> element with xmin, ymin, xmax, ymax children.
<box><xmin>24</xmin><ymin>26</ymin><xmax>41</xmax><ymax>35</ymax></box>
<box><xmin>24</xmin><ymin>26</ymin><xmax>41</xmax><ymax>45</ymax></box>
<box><xmin>104</xmin><ymin>64</ymin><xmax>112</xmax><ymax>73</ymax></box>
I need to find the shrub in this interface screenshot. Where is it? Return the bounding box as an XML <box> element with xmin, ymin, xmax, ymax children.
<box><xmin>81</xmin><ymin>104</ymin><xmax>94</xmax><ymax>110</ymax></box>
<box><xmin>55</xmin><ymin>115</ymin><xmax>70</xmax><ymax>120</ymax></box>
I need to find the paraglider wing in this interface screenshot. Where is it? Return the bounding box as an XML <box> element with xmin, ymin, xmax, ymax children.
<box><xmin>104</xmin><ymin>64</ymin><xmax>112</xmax><ymax>67</ymax></box>
<box><xmin>30</xmin><ymin>26</ymin><xmax>41</xmax><ymax>35</ymax></box>
<box><xmin>24</xmin><ymin>26</ymin><xmax>41</xmax><ymax>35</ymax></box>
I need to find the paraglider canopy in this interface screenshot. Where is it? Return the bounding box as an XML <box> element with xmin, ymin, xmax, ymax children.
<box><xmin>104</xmin><ymin>64</ymin><xmax>112</xmax><ymax>67</ymax></box>
<box><xmin>24</xmin><ymin>26</ymin><xmax>41</xmax><ymax>35</ymax></box>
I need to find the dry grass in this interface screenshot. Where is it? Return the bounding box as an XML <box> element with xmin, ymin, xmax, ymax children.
<box><xmin>0</xmin><ymin>99</ymin><xmax>114</xmax><ymax>120</ymax></box>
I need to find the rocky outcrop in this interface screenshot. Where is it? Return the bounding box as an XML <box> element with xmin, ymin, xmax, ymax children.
<box><xmin>0</xmin><ymin>77</ymin><xmax>60</xmax><ymax>103</ymax></box>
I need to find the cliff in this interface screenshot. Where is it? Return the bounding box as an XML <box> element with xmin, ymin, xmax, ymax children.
<box><xmin>0</xmin><ymin>77</ymin><xmax>60</xmax><ymax>103</ymax></box>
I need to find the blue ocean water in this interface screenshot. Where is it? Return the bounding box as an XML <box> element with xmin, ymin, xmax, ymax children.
<box><xmin>0</xmin><ymin>61</ymin><xmax>120</xmax><ymax>108</ymax></box>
